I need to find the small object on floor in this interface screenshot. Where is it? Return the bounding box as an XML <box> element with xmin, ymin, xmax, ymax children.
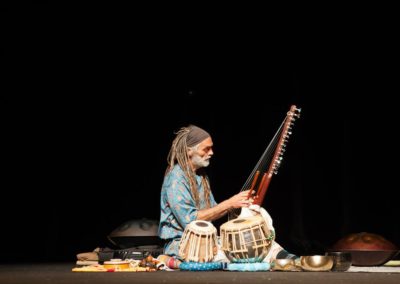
<box><xmin>76</xmin><ymin>260</ymin><xmax>99</xmax><ymax>266</ymax></box>
<box><xmin>71</xmin><ymin>264</ymin><xmax>149</xmax><ymax>272</ymax></box>
<box><xmin>72</xmin><ymin>258</ymin><xmax>159</xmax><ymax>272</ymax></box>
<box><xmin>103</xmin><ymin>259</ymin><xmax>131</xmax><ymax>270</ymax></box>
<box><xmin>76</xmin><ymin>247</ymin><xmax>100</xmax><ymax>261</ymax></box>
<box><xmin>272</xmin><ymin>259</ymin><xmax>301</xmax><ymax>271</ymax></box>
<box><xmin>300</xmin><ymin>255</ymin><xmax>333</xmax><ymax>272</ymax></box>
<box><xmin>157</xmin><ymin>255</ymin><xmax>182</xmax><ymax>269</ymax></box>
<box><xmin>325</xmin><ymin>251</ymin><xmax>352</xmax><ymax>271</ymax></box>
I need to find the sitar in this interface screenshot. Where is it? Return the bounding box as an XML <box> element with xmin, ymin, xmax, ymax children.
<box><xmin>230</xmin><ymin>105</ymin><xmax>301</xmax><ymax>219</ymax></box>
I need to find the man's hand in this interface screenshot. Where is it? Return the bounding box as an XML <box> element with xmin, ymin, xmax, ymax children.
<box><xmin>228</xmin><ymin>190</ymin><xmax>255</xmax><ymax>209</ymax></box>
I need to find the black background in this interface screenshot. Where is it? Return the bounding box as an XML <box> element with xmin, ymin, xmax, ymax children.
<box><xmin>2</xmin><ymin>2</ymin><xmax>398</xmax><ymax>262</ymax></box>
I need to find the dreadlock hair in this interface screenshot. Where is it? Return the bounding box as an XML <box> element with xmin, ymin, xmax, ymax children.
<box><xmin>166</xmin><ymin>126</ymin><xmax>212</xmax><ymax>209</ymax></box>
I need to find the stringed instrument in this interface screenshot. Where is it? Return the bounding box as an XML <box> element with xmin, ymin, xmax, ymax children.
<box><xmin>230</xmin><ymin>105</ymin><xmax>301</xmax><ymax>219</ymax></box>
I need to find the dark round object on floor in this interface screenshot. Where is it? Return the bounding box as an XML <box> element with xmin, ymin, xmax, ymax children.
<box><xmin>330</xmin><ymin>232</ymin><xmax>399</xmax><ymax>266</ymax></box>
<box><xmin>108</xmin><ymin>218</ymin><xmax>162</xmax><ymax>248</ymax></box>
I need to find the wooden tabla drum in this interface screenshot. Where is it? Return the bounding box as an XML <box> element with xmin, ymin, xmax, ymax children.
<box><xmin>220</xmin><ymin>214</ymin><xmax>275</xmax><ymax>263</ymax></box>
<box><xmin>178</xmin><ymin>220</ymin><xmax>218</xmax><ymax>262</ymax></box>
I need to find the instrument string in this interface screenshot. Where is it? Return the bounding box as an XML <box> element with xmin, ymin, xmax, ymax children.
<box><xmin>229</xmin><ymin>118</ymin><xmax>286</xmax><ymax>219</ymax></box>
<box><xmin>240</xmin><ymin>119</ymin><xmax>286</xmax><ymax>192</ymax></box>
<box><xmin>227</xmin><ymin>105</ymin><xmax>300</xmax><ymax>222</ymax></box>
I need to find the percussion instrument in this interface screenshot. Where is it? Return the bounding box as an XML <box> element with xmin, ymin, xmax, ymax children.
<box><xmin>220</xmin><ymin>214</ymin><xmax>274</xmax><ymax>263</ymax></box>
<box><xmin>178</xmin><ymin>220</ymin><xmax>218</xmax><ymax>262</ymax></box>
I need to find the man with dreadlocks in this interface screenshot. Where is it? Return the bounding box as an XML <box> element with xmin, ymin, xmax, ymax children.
<box><xmin>158</xmin><ymin>125</ymin><xmax>252</xmax><ymax>258</ymax></box>
<box><xmin>158</xmin><ymin>125</ymin><xmax>297</xmax><ymax>263</ymax></box>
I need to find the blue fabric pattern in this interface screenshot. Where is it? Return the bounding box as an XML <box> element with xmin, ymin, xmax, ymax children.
<box><xmin>180</xmin><ymin>262</ymin><xmax>223</xmax><ymax>271</ymax></box>
<box><xmin>158</xmin><ymin>165</ymin><xmax>217</xmax><ymax>257</ymax></box>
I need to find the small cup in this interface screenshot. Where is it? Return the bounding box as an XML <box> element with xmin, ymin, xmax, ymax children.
<box><xmin>325</xmin><ymin>251</ymin><xmax>352</xmax><ymax>272</ymax></box>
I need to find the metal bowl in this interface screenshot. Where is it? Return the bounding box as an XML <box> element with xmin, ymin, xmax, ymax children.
<box><xmin>272</xmin><ymin>259</ymin><xmax>301</xmax><ymax>271</ymax></box>
<box><xmin>325</xmin><ymin>251</ymin><xmax>352</xmax><ymax>271</ymax></box>
<box><xmin>300</xmin><ymin>255</ymin><xmax>333</xmax><ymax>271</ymax></box>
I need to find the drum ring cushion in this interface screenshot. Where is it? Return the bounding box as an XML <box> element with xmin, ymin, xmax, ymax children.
<box><xmin>225</xmin><ymin>262</ymin><xmax>271</xmax><ymax>271</ymax></box>
<box><xmin>179</xmin><ymin>261</ymin><xmax>223</xmax><ymax>271</ymax></box>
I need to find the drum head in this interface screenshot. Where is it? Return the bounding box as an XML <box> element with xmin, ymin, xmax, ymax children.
<box><xmin>179</xmin><ymin>220</ymin><xmax>218</xmax><ymax>262</ymax></box>
<box><xmin>220</xmin><ymin>214</ymin><xmax>264</xmax><ymax>231</ymax></box>
<box><xmin>188</xmin><ymin>220</ymin><xmax>216</xmax><ymax>234</ymax></box>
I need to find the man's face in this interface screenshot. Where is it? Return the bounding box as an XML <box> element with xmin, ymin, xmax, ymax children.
<box><xmin>189</xmin><ymin>137</ymin><xmax>214</xmax><ymax>169</ymax></box>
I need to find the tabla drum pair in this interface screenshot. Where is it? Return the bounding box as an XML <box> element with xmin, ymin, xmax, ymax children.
<box><xmin>220</xmin><ymin>214</ymin><xmax>275</xmax><ymax>263</ymax></box>
<box><xmin>179</xmin><ymin>220</ymin><xmax>218</xmax><ymax>262</ymax></box>
<box><xmin>178</xmin><ymin>214</ymin><xmax>274</xmax><ymax>263</ymax></box>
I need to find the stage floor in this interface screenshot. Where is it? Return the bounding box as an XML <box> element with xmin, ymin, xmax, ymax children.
<box><xmin>0</xmin><ymin>263</ymin><xmax>399</xmax><ymax>284</ymax></box>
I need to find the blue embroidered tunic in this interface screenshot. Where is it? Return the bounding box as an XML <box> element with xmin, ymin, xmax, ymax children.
<box><xmin>158</xmin><ymin>164</ymin><xmax>217</xmax><ymax>257</ymax></box>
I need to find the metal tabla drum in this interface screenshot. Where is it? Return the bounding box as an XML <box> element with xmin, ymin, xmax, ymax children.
<box><xmin>178</xmin><ymin>220</ymin><xmax>218</xmax><ymax>262</ymax></box>
<box><xmin>220</xmin><ymin>214</ymin><xmax>275</xmax><ymax>263</ymax></box>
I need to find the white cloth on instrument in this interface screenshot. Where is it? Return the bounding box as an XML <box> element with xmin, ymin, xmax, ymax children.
<box><xmin>235</xmin><ymin>206</ymin><xmax>274</xmax><ymax>232</ymax></box>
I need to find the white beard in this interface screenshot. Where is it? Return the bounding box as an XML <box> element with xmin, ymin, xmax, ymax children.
<box><xmin>191</xmin><ymin>154</ymin><xmax>210</xmax><ymax>168</ymax></box>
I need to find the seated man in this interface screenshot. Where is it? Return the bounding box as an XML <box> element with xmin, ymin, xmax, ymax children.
<box><xmin>158</xmin><ymin>125</ymin><xmax>297</xmax><ymax>266</ymax></box>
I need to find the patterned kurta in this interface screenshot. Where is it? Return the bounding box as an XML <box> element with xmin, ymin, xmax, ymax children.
<box><xmin>158</xmin><ymin>164</ymin><xmax>217</xmax><ymax>257</ymax></box>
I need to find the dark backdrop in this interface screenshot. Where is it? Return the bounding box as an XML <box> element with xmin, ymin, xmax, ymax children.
<box><xmin>2</xmin><ymin>2</ymin><xmax>398</xmax><ymax>262</ymax></box>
